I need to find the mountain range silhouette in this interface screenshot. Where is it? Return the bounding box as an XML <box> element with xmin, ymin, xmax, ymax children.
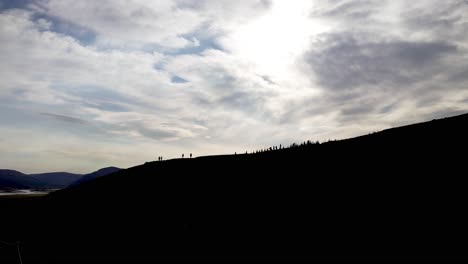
<box><xmin>2</xmin><ymin>113</ymin><xmax>468</xmax><ymax>262</ymax></box>
<box><xmin>0</xmin><ymin>167</ymin><xmax>120</xmax><ymax>190</ymax></box>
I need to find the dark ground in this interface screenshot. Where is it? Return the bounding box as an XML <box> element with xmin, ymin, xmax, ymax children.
<box><xmin>2</xmin><ymin>113</ymin><xmax>468</xmax><ymax>263</ymax></box>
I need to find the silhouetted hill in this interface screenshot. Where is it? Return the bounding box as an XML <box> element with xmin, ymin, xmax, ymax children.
<box><xmin>0</xmin><ymin>170</ymin><xmax>48</xmax><ymax>190</ymax></box>
<box><xmin>69</xmin><ymin>167</ymin><xmax>121</xmax><ymax>187</ymax></box>
<box><xmin>30</xmin><ymin>172</ymin><xmax>81</xmax><ymax>188</ymax></box>
<box><xmin>2</xmin><ymin>113</ymin><xmax>468</xmax><ymax>262</ymax></box>
<box><xmin>0</xmin><ymin>167</ymin><xmax>119</xmax><ymax>190</ymax></box>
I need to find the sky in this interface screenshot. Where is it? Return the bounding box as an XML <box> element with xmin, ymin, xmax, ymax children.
<box><xmin>1</xmin><ymin>0</ymin><xmax>468</xmax><ymax>173</ymax></box>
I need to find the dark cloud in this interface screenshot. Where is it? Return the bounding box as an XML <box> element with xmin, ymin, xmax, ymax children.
<box><xmin>297</xmin><ymin>0</ymin><xmax>468</xmax><ymax>130</ymax></box>
<box><xmin>172</xmin><ymin>31</ymin><xmax>224</xmax><ymax>55</ymax></box>
<box><xmin>82</xmin><ymin>101</ymin><xmax>129</xmax><ymax>112</ymax></box>
<box><xmin>0</xmin><ymin>0</ymin><xmax>30</xmax><ymax>11</ymax></box>
<box><xmin>186</xmin><ymin>67</ymin><xmax>272</xmax><ymax>117</ymax></box>
<box><xmin>176</xmin><ymin>0</ymin><xmax>272</xmax><ymax>11</ymax></box>
<box><xmin>171</xmin><ymin>76</ymin><xmax>188</xmax><ymax>84</ymax></box>
<box><xmin>305</xmin><ymin>33</ymin><xmax>458</xmax><ymax>91</ymax></box>
<box><xmin>402</xmin><ymin>1</ymin><xmax>468</xmax><ymax>40</ymax></box>
<box><xmin>259</xmin><ymin>75</ymin><xmax>276</xmax><ymax>85</ymax></box>
<box><xmin>32</xmin><ymin>13</ymin><xmax>97</xmax><ymax>45</ymax></box>
<box><xmin>341</xmin><ymin>103</ymin><xmax>375</xmax><ymax>117</ymax></box>
<box><xmin>299</xmin><ymin>0</ymin><xmax>468</xmax><ymax>128</ymax></box>
<box><xmin>449</xmin><ymin>69</ymin><xmax>468</xmax><ymax>83</ymax></box>
<box><xmin>192</xmin><ymin>87</ymin><xmax>266</xmax><ymax>115</ymax></box>
<box><xmin>40</xmin><ymin>112</ymin><xmax>88</xmax><ymax>124</ymax></box>
<box><xmin>218</xmin><ymin>91</ymin><xmax>262</xmax><ymax>111</ymax></box>
<box><xmin>0</xmin><ymin>0</ymin><xmax>97</xmax><ymax>45</ymax></box>
<box><xmin>56</xmin><ymin>85</ymin><xmax>136</xmax><ymax>113</ymax></box>
<box><xmin>105</xmin><ymin>121</ymin><xmax>192</xmax><ymax>141</ymax></box>
<box><xmin>379</xmin><ymin>103</ymin><xmax>396</xmax><ymax>114</ymax></box>
<box><xmin>316</xmin><ymin>0</ymin><xmax>378</xmax><ymax>20</ymax></box>
<box><xmin>134</xmin><ymin>125</ymin><xmax>181</xmax><ymax>140</ymax></box>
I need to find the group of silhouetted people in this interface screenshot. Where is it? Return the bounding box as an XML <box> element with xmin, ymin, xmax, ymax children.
<box><xmin>157</xmin><ymin>139</ymin><xmax>327</xmax><ymax>162</ymax></box>
<box><xmin>240</xmin><ymin>144</ymin><xmax>283</xmax><ymax>155</ymax></box>
<box><xmin>156</xmin><ymin>153</ymin><xmax>193</xmax><ymax>162</ymax></box>
<box><xmin>236</xmin><ymin>140</ymin><xmax>325</xmax><ymax>155</ymax></box>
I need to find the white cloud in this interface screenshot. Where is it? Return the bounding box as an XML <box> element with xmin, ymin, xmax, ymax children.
<box><xmin>0</xmin><ymin>6</ymin><xmax>300</xmax><ymax>172</ymax></box>
<box><xmin>30</xmin><ymin>0</ymin><xmax>273</xmax><ymax>50</ymax></box>
<box><xmin>1</xmin><ymin>1</ymin><xmax>468</xmax><ymax>173</ymax></box>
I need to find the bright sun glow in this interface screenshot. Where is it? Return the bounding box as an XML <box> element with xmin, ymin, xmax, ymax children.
<box><xmin>224</xmin><ymin>1</ymin><xmax>328</xmax><ymax>82</ymax></box>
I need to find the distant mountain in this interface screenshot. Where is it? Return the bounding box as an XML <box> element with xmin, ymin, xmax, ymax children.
<box><xmin>0</xmin><ymin>169</ymin><xmax>49</xmax><ymax>190</ymax></box>
<box><xmin>30</xmin><ymin>172</ymin><xmax>82</xmax><ymax>188</ymax></box>
<box><xmin>69</xmin><ymin>167</ymin><xmax>121</xmax><ymax>187</ymax></box>
<box><xmin>0</xmin><ymin>167</ymin><xmax>120</xmax><ymax>190</ymax></box>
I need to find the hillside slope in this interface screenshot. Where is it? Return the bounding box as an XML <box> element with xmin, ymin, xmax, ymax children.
<box><xmin>68</xmin><ymin>167</ymin><xmax>120</xmax><ymax>187</ymax></box>
<box><xmin>3</xmin><ymin>113</ymin><xmax>468</xmax><ymax>262</ymax></box>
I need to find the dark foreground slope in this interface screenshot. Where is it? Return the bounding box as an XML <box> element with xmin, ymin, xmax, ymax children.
<box><xmin>2</xmin><ymin>113</ymin><xmax>468</xmax><ymax>263</ymax></box>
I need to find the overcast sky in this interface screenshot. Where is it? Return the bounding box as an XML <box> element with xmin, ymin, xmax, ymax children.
<box><xmin>1</xmin><ymin>0</ymin><xmax>468</xmax><ymax>173</ymax></box>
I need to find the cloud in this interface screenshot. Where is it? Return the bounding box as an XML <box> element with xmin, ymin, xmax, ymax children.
<box><xmin>315</xmin><ymin>0</ymin><xmax>380</xmax><ymax>20</ymax></box>
<box><xmin>41</xmin><ymin>112</ymin><xmax>89</xmax><ymax>124</ymax></box>
<box><xmin>402</xmin><ymin>1</ymin><xmax>468</xmax><ymax>43</ymax></box>
<box><xmin>305</xmin><ymin>33</ymin><xmax>458</xmax><ymax>91</ymax></box>
<box><xmin>29</xmin><ymin>0</ymin><xmax>272</xmax><ymax>50</ymax></box>
<box><xmin>171</xmin><ymin>76</ymin><xmax>188</xmax><ymax>84</ymax></box>
<box><xmin>0</xmin><ymin>0</ymin><xmax>30</xmax><ymax>10</ymax></box>
<box><xmin>29</xmin><ymin>0</ymin><xmax>198</xmax><ymax>49</ymax></box>
<box><xmin>297</xmin><ymin>1</ymin><xmax>468</xmax><ymax>127</ymax></box>
<box><xmin>0</xmin><ymin>8</ymin><xmax>266</xmax><ymax>146</ymax></box>
<box><xmin>1</xmin><ymin>1</ymin><xmax>468</xmax><ymax>173</ymax></box>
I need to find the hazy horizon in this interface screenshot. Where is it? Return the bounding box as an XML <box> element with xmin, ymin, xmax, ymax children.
<box><xmin>1</xmin><ymin>0</ymin><xmax>468</xmax><ymax>173</ymax></box>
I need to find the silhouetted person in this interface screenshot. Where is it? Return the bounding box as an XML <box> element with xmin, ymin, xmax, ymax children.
<box><xmin>190</xmin><ymin>153</ymin><xmax>192</xmax><ymax>158</ymax></box>
<box><xmin>182</xmin><ymin>154</ymin><xmax>184</xmax><ymax>158</ymax></box>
